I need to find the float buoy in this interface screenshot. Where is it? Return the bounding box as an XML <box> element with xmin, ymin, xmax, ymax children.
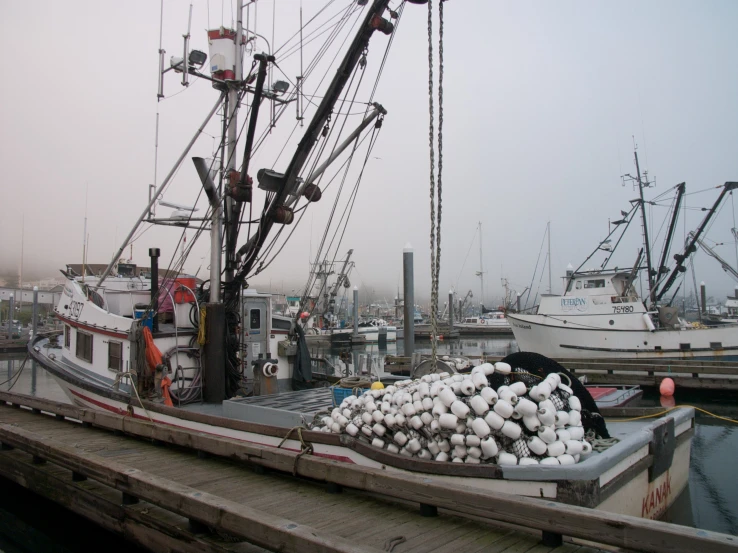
<box><xmin>659</xmin><ymin>377</ymin><xmax>675</xmax><ymax>397</ymax></box>
<box><xmin>371</xmin><ymin>381</ymin><xmax>385</xmax><ymax>390</ymax></box>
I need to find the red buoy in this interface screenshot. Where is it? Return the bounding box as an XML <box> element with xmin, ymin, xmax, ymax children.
<box><xmin>659</xmin><ymin>377</ymin><xmax>675</xmax><ymax>397</ymax></box>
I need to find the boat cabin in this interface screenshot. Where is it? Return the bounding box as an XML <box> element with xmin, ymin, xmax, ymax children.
<box><xmin>564</xmin><ymin>271</ymin><xmax>638</xmax><ymax>301</ymax></box>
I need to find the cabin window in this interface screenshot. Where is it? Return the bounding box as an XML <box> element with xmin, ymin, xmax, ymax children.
<box><xmin>272</xmin><ymin>318</ymin><xmax>291</xmax><ymax>331</ymax></box>
<box><xmin>584</xmin><ymin>279</ymin><xmax>605</xmax><ymax>289</ymax></box>
<box><xmin>710</xmin><ymin>342</ymin><xmax>723</xmax><ymax>350</ymax></box>
<box><xmin>575</xmin><ymin>281</ymin><xmax>582</xmax><ymax>290</ymax></box>
<box><xmin>679</xmin><ymin>343</ymin><xmax>691</xmax><ymax>351</ymax></box>
<box><xmin>64</xmin><ymin>325</ymin><xmax>71</xmax><ymax>348</ymax></box>
<box><xmin>108</xmin><ymin>341</ymin><xmax>123</xmax><ymax>372</ymax></box>
<box><xmin>76</xmin><ymin>331</ymin><xmax>93</xmax><ymax>363</ymax></box>
<box><xmin>250</xmin><ymin>309</ymin><xmax>261</xmax><ymax>330</ymax></box>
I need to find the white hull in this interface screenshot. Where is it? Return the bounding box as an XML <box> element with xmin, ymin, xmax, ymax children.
<box><xmin>509</xmin><ymin>312</ymin><xmax>738</xmax><ymax>360</ymax></box>
<box><xmin>327</xmin><ymin>327</ymin><xmax>397</xmax><ymax>342</ymax></box>
<box><xmin>44</xmin><ymin>369</ymin><xmax>691</xmax><ymax>519</ymax></box>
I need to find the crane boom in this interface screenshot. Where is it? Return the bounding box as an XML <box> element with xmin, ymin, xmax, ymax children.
<box><xmin>689</xmin><ymin>232</ymin><xmax>738</xmax><ymax>283</ymax></box>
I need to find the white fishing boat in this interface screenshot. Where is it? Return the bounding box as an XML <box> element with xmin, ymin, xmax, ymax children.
<box><xmin>509</xmin><ymin>154</ymin><xmax>738</xmax><ymax>361</ymax></box>
<box><xmin>456</xmin><ymin>311</ymin><xmax>511</xmax><ymax>334</ymax></box>
<box><xmin>30</xmin><ymin>0</ymin><xmax>692</xmax><ymax>520</ymax></box>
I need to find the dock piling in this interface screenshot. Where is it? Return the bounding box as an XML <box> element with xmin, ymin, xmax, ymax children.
<box><xmin>403</xmin><ymin>244</ymin><xmax>415</xmax><ymax>357</ymax></box>
<box><xmin>31</xmin><ymin>286</ymin><xmax>38</xmax><ymax>338</ymax></box>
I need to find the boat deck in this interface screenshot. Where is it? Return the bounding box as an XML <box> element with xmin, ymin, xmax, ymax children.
<box><xmin>0</xmin><ymin>401</ymin><xmax>608</xmax><ymax>553</ymax></box>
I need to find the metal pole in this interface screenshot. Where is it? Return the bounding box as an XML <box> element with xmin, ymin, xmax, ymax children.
<box><xmin>547</xmin><ymin>221</ymin><xmax>552</xmax><ymax>294</ymax></box>
<box><xmin>448</xmin><ymin>290</ymin><xmax>454</xmax><ymax>328</ymax></box>
<box><xmin>353</xmin><ymin>287</ymin><xmax>359</xmax><ymax>338</ymax></box>
<box><xmin>150</xmin><ymin>249</ymin><xmax>160</xmax><ymax>333</ymax></box>
<box><xmin>223</xmin><ymin>0</ymin><xmax>243</xmax><ymax>286</ymax></box>
<box><xmin>403</xmin><ymin>244</ymin><xmax>415</xmax><ymax>358</ymax></box>
<box><xmin>700</xmin><ymin>282</ymin><xmax>707</xmax><ymax>319</ymax></box>
<box><xmin>7</xmin><ymin>296</ymin><xmax>14</xmax><ymax>338</ymax></box>
<box><xmin>96</xmin><ymin>94</ymin><xmax>225</xmax><ymax>289</ymax></box>
<box><xmin>31</xmin><ymin>286</ymin><xmax>38</xmax><ymax>338</ymax></box>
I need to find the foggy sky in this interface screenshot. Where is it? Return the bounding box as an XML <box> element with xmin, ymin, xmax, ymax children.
<box><xmin>1</xmin><ymin>0</ymin><xmax>737</xmax><ymax>308</ymax></box>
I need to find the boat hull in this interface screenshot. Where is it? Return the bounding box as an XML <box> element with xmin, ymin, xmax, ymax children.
<box><xmin>31</xmin><ymin>336</ymin><xmax>692</xmax><ymax>520</ymax></box>
<box><xmin>508</xmin><ymin>312</ymin><xmax>738</xmax><ymax>360</ymax></box>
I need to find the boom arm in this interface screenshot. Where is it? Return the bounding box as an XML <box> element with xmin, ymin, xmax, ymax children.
<box><xmin>690</xmin><ymin>232</ymin><xmax>738</xmax><ymax>283</ymax></box>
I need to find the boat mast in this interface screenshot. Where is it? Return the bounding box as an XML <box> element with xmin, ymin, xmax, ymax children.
<box><xmin>547</xmin><ymin>221</ymin><xmax>552</xmax><ymax>294</ymax></box>
<box><xmin>633</xmin><ymin>150</ymin><xmax>656</xmax><ymax>307</ymax></box>
<box><xmin>475</xmin><ymin>222</ymin><xmax>485</xmax><ymax>313</ymax></box>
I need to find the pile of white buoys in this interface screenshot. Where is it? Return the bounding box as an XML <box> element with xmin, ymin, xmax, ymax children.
<box><xmin>313</xmin><ymin>362</ymin><xmax>593</xmax><ymax>466</ymax></box>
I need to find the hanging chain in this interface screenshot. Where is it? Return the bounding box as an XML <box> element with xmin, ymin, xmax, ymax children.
<box><xmin>436</xmin><ymin>0</ymin><xmax>444</xmax><ymax>352</ymax></box>
<box><xmin>427</xmin><ymin>0</ymin><xmax>445</xmax><ymax>367</ymax></box>
<box><xmin>427</xmin><ymin>0</ymin><xmax>438</xmax><ymax>365</ymax></box>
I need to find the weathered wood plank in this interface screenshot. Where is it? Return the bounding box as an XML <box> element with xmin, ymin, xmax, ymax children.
<box><xmin>0</xmin><ymin>424</ymin><xmax>382</xmax><ymax>553</ymax></box>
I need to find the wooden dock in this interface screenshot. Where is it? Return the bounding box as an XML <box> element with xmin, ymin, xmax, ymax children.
<box><xmin>0</xmin><ymin>391</ymin><xmax>735</xmax><ymax>553</ymax></box>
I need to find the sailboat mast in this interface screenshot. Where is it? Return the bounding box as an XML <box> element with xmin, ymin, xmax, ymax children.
<box><xmin>634</xmin><ymin>150</ymin><xmax>655</xmax><ymax>307</ymax></box>
<box><xmin>547</xmin><ymin>221</ymin><xmax>552</xmax><ymax>294</ymax></box>
<box><xmin>478</xmin><ymin>221</ymin><xmax>484</xmax><ymax>312</ymax></box>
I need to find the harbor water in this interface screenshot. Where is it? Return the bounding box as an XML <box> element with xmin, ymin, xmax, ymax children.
<box><xmin>0</xmin><ymin>338</ymin><xmax>736</xmax><ymax>548</ymax></box>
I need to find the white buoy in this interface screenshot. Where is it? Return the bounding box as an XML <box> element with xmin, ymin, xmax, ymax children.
<box><xmin>565</xmin><ymin>440</ymin><xmax>583</xmax><ymax>455</ymax></box>
<box><xmin>407</xmin><ymin>438</ymin><xmax>422</xmax><ymax>454</ymax></box>
<box><xmin>381</xmin><ymin>402</ymin><xmax>392</xmax><ymax>414</ymax></box>
<box><xmin>420</xmin><ymin>412</ymin><xmax>434</xmax><ymax>426</ymax></box>
<box><xmin>470</xmin><ymin>395</ymin><xmax>489</xmax><ymax>416</ymax></box>
<box><xmin>569</xmin><ymin>395</ymin><xmax>581</xmax><ymax>411</ymax></box>
<box><xmin>455</xmin><ymin>422</ymin><xmax>467</xmax><ymax>434</ymax></box>
<box><xmin>519</xmin><ymin>458</ymin><xmax>540</xmax><ymax>466</ymax></box>
<box><xmin>413</xmin><ymin>400</ymin><xmax>424</xmax><ymax>413</ymax></box>
<box><xmin>537</xmin><ymin>407</ymin><xmax>555</xmax><ymax>426</ymax></box>
<box><xmin>497</xmin><ymin>451</ymin><xmax>518</xmax><ymax>465</ymax></box>
<box><xmin>438</xmin><ymin>439</ymin><xmax>451</xmax><ymax>453</ymax></box>
<box><xmin>493</xmin><ymin>399</ymin><xmax>514</xmax><ymax>418</ymax></box>
<box><xmin>465</xmin><ymin>434</ymin><xmax>481</xmax><ymax>447</ymax></box>
<box><xmin>509</xmin><ymin>381</ymin><xmax>527</xmax><ymax>396</ymax></box>
<box><xmin>342</xmin><ymin>408</ymin><xmax>352</xmax><ymax>418</ymax></box>
<box><xmin>480</xmin><ymin>437</ymin><xmax>499</xmax><ymax>458</ymax></box>
<box><xmin>410</xmin><ymin>416</ymin><xmax>424</xmax><ymax>430</ymax></box>
<box><xmin>372</xmin><ymin>410</ymin><xmax>385</xmax><ymax>423</ymax></box>
<box><xmin>450</xmin><ymin>434</ymin><xmax>466</xmax><ymax>446</ymax></box>
<box><xmin>556</xmin><ymin>428</ymin><xmax>571</xmax><ymax>442</ymax></box>
<box><xmin>460</xmin><ymin>379</ymin><xmax>476</xmax><ymax>396</ymax></box>
<box><xmin>430</xmin><ymin>420</ymin><xmax>440</xmax><ymax>433</ymax></box>
<box><xmin>428</xmin><ymin>441</ymin><xmax>440</xmax><ymax>455</ymax></box>
<box><xmin>372</xmin><ymin>423</ymin><xmax>386</xmax><ymax>437</ymax></box>
<box><xmin>555</xmin><ymin>411</ymin><xmax>570</xmax><ymax>428</ymax></box>
<box><xmin>568</xmin><ymin>426</ymin><xmax>585</xmax><ymax>441</ymax></box>
<box><xmin>501</xmin><ymin>420</ymin><xmax>522</xmax><ymax>440</ymax></box>
<box><xmin>569</xmin><ymin>410</ymin><xmax>582</xmax><ymax>427</ymax></box>
<box><xmin>538</xmin><ymin>426</ymin><xmax>557</xmax><ymax>444</ymax></box>
<box><xmin>467</xmin><ymin>446</ymin><xmax>482</xmax><ymax>459</ymax></box>
<box><xmin>394</xmin><ymin>431</ymin><xmax>408</xmax><ymax>446</ymax></box>
<box><xmin>558</xmin><ymin>383</ymin><xmax>574</xmax><ymax>395</ymax></box>
<box><xmin>417</xmin><ymin>449</ymin><xmax>432</xmax><ymax>460</ymax></box>
<box><xmin>465</xmin><ymin>456</ymin><xmax>481</xmax><ymax>464</ymax></box>
<box><xmin>547</xmin><ymin>440</ymin><xmax>566</xmax><ymax>457</ymax></box>
<box><xmin>540</xmin><ymin>457</ymin><xmax>560</xmax><ymax>466</ymax></box>
<box><xmin>499</xmin><ymin>388</ymin><xmax>518</xmax><ymax>405</ymax></box>
<box><xmin>402</xmin><ymin>403</ymin><xmax>417</xmax><ymax>417</ymax></box>
<box><xmin>527</xmin><ymin>436</ymin><xmax>547</xmax><ymax>455</ymax></box>
<box><xmin>484</xmin><ymin>410</ymin><xmax>505</xmax><ymax>430</ymax></box>
<box><xmin>361</xmin><ymin>426</ymin><xmax>373</xmax><ymax>437</ymax></box>
<box><xmin>435</xmin><ymin>451</ymin><xmax>449</xmax><ymax>462</ymax></box>
<box><xmin>432</xmin><ymin>402</ymin><xmax>448</xmax><ymax>417</ymax></box>
<box><xmin>361</xmin><ymin>412</ymin><xmax>373</xmax><ymax>425</ymax></box>
<box><xmin>346</xmin><ymin>423</ymin><xmax>359</xmax><ymax>436</ymax></box>
<box><xmin>450</xmin><ymin>400</ymin><xmax>470</xmax><ymax>419</ymax></box>
<box><xmin>479</xmin><ymin>362</ymin><xmax>495</xmax><ymax>375</ymax></box>
<box><xmin>557</xmin><ymin>454</ymin><xmax>576</xmax><ymax>465</ymax></box>
<box><xmin>480</xmin><ymin>387</ymin><xmax>498</xmax><ymax>405</ymax></box>
<box><xmin>471</xmin><ymin>371</ymin><xmax>488</xmax><ymax>389</ymax></box>
<box><xmin>453</xmin><ymin>445</ymin><xmax>468</xmax><ymax>459</ymax></box>
<box><xmin>395</xmin><ymin>413</ymin><xmax>407</xmax><ymax>427</ymax></box>
<box><xmin>582</xmin><ymin>441</ymin><xmax>593</xmax><ymax>454</ymax></box>
<box><xmin>515</xmin><ymin>397</ymin><xmax>537</xmax><ymax>416</ymax></box>
<box><xmin>439</xmin><ymin>388</ymin><xmax>457</xmax><ymax>408</ymax></box>
<box><xmin>494</xmin><ymin>362</ymin><xmax>512</xmax><ymax>374</ymax></box>
<box><xmin>372</xmin><ymin>438</ymin><xmax>385</xmax><ymax>449</ymax></box>
<box><xmin>387</xmin><ymin>443</ymin><xmax>400</xmax><ymax>454</ymax></box>
<box><xmin>421</xmin><ymin>397</ymin><xmax>434</xmax><ymax>411</ymax></box>
<box><xmin>439</xmin><ymin>413</ymin><xmax>459</xmax><ymax>429</ymax></box>
<box><xmin>522</xmin><ymin>414</ymin><xmax>541</xmax><ymax>432</ymax></box>
<box><xmin>384</xmin><ymin>413</ymin><xmax>396</xmax><ymax>428</ymax></box>
<box><xmin>471</xmin><ymin>417</ymin><xmax>492</xmax><ymax>438</ymax></box>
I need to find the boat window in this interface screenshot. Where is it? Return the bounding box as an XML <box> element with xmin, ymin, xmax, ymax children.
<box><xmin>272</xmin><ymin>318</ymin><xmax>291</xmax><ymax>331</ymax></box>
<box><xmin>250</xmin><ymin>309</ymin><xmax>261</xmax><ymax>330</ymax></box>
<box><xmin>679</xmin><ymin>343</ymin><xmax>691</xmax><ymax>351</ymax></box>
<box><xmin>584</xmin><ymin>279</ymin><xmax>605</xmax><ymax>289</ymax></box>
<box><xmin>575</xmin><ymin>281</ymin><xmax>582</xmax><ymax>290</ymax></box>
<box><xmin>64</xmin><ymin>325</ymin><xmax>71</xmax><ymax>348</ymax></box>
<box><xmin>76</xmin><ymin>331</ymin><xmax>93</xmax><ymax>363</ymax></box>
<box><xmin>710</xmin><ymin>342</ymin><xmax>723</xmax><ymax>350</ymax></box>
<box><xmin>108</xmin><ymin>341</ymin><xmax>123</xmax><ymax>371</ymax></box>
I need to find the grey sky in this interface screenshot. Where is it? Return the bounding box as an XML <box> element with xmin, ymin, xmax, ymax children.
<box><xmin>1</xmin><ymin>1</ymin><xmax>737</xmax><ymax>308</ymax></box>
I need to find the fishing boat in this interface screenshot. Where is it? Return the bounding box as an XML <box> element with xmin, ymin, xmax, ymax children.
<box><xmin>455</xmin><ymin>311</ymin><xmax>512</xmax><ymax>335</ymax></box>
<box><xmin>29</xmin><ymin>0</ymin><xmax>692</xmax><ymax>520</ymax></box>
<box><xmin>509</xmin><ymin>153</ymin><xmax>738</xmax><ymax>361</ymax></box>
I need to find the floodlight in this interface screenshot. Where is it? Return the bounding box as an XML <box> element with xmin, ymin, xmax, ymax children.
<box><xmin>272</xmin><ymin>80</ymin><xmax>289</xmax><ymax>95</ymax></box>
<box><xmin>189</xmin><ymin>50</ymin><xmax>207</xmax><ymax>69</ymax></box>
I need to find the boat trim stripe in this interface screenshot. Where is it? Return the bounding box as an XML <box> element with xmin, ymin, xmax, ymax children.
<box><xmin>56</xmin><ymin>313</ymin><xmax>130</xmax><ymax>338</ymax></box>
